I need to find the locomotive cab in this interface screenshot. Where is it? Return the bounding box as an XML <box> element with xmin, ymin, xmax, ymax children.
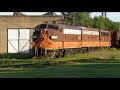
<box><xmin>32</xmin><ymin>24</ymin><xmax>47</xmax><ymax>41</ymax></box>
<box><xmin>32</xmin><ymin>23</ymin><xmax>60</xmax><ymax>57</ymax></box>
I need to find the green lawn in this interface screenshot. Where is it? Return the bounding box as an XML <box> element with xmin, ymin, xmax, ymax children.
<box><xmin>0</xmin><ymin>48</ymin><xmax>120</xmax><ymax>78</ymax></box>
<box><xmin>1</xmin><ymin>63</ymin><xmax>120</xmax><ymax>78</ymax></box>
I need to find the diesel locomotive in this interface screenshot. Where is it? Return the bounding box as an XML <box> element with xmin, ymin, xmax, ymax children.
<box><xmin>32</xmin><ymin>21</ymin><xmax>111</xmax><ymax>58</ymax></box>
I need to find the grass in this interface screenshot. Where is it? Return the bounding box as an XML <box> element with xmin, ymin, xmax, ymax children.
<box><xmin>1</xmin><ymin>48</ymin><xmax>120</xmax><ymax>67</ymax></box>
<box><xmin>0</xmin><ymin>53</ymin><xmax>33</xmax><ymax>59</ymax></box>
<box><xmin>0</xmin><ymin>48</ymin><xmax>120</xmax><ymax>78</ymax></box>
<box><xmin>1</xmin><ymin>63</ymin><xmax>120</xmax><ymax>78</ymax></box>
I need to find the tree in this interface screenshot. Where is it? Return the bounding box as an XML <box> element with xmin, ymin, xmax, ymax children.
<box><xmin>61</xmin><ymin>12</ymin><xmax>120</xmax><ymax>31</ymax></box>
<box><xmin>104</xmin><ymin>17</ymin><xmax>113</xmax><ymax>30</ymax></box>
<box><xmin>93</xmin><ymin>16</ymin><xmax>105</xmax><ymax>29</ymax></box>
<box><xmin>61</xmin><ymin>12</ymin><xmax>92</xmax><ymax>26</ymax></box>
<box><xmin>111</xmin><ymin>22</ymin><xmax>120</xmax><ymax>31</ymax></box>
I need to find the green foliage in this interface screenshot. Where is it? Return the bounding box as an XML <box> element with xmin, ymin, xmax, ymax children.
<box><xmin>104</xmin><ymin>17</ymin><xmax>113</xmax><ymax>30</ymax></box>
<box><xmin>0</xmin><ymin>49</ymin><xmax>120</xmax><ymax>67</ymax></box>
<box><xmin>111</xmin><ymin>22</ymin><xmax>120</xmax><ymax>31</ymax></box>
<box><xmin>93</xmin><ymin>16</ymin><xmax>105</xmax><ymax>29</ymax></box>
<box><xmin>61</xmin><ymin>12</ymin><xmax>92</xmax><ymax>27</ymax></box>
<box><xmin>2</xmin><ymin>62</ymin><xmax>120</xmax><ymax>78</ymax></box>
<box><xmin>61</xmin><ymin>12</ymin><xmax>120</xmax><ymax>31</ymax></box>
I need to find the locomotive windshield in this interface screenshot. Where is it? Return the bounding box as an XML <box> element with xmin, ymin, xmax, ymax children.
<box><xmin>35</xmin><ymin>24</ymin><xmax>47</xmax><ymax>31</ymax></box>
<box><xmin>32</xmin><ymin>24</ymin><xmax>46</xmax><ymax>41</ymax></box>
<box><xmin>48</xmin><ymin>24</ymin><xmax>58</xmax><ymax>30</ymax></box>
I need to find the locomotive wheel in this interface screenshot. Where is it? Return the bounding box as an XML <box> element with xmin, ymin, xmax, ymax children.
<box><xmin>58</xmin><ymin>50</ymin><xmax>63</xmax><ymax>57</ymax></box>
<box><xmin>66</xmin><ymin>49</ymin><xmax>70</xmax><ymax>55</ymax></box>
<box><xmin>79</xmin><ymin>48</ymin><xmax>82</xmax><ymax>53</ymax></box>
<box><xmin>65</xmin><ymin>49</ymin><xmax>70</xmax><ymax>56</ymax></box>
<box><xmin>47</xmin><ymin>51</ymin><xmax>59</xmax><ymax>58</ymax></box>
<box><xmin>48</xmin><ymin>52</ymin><xmax>55</xmax><ymax>58</ymax></box>
<box><xmin>82</xmin><ymin>48</ymin><xmax>86</xmax><ymax>53</ymax></box>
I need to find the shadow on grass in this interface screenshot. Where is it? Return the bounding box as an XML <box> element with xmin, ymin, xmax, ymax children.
<box><xmin>0</xmin><ymin>53</ymin><xmax>33</xmax><ymax>59</ymax></box>
<box><xmin>14</xmin><ymin>58</ymin><xmax>120</xmax><ymax>68</ymax></box>
<box><xmin>0</xmin><ymin>54</ymin><xmax>120</xmax><ymax>69</ymax></box>
<box><xmin>1</xmin><ymin>62</ymin><xmax>120</xmax><ymax>78</ymax></box>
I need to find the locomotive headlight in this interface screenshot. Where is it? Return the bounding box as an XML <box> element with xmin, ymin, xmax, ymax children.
<box><xmin>32</xmin><ymin>35</ymin><xmax>37</xmax><ymax>39</ymax></box>
<box><xmin>40</xmin><ymin>30</ymin><xmax>45</xmax><ymax>33</ymax></box>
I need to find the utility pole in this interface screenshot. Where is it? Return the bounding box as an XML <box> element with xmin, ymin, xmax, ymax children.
<box><xmin>101</xmin><ymin>12</ymin><xmax>107</xmax><ymax>18</ymax></box>
<box><xmin>73</xmin><ymin>12</ymin><xmax>76</xmax><ymax>26</ymax></box>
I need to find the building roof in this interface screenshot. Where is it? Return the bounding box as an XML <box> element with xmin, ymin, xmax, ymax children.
<box><xmin>13</xmin><ymin>12</ymin><xmax>61</xmax><ymax>16</ymax></box>
<box><xmin>42</xmin><ymin>12</ymin><xmax>57</xmax><ymax>15</ymax></box>
<box><xmin>13</xmin><ymin>12</ymin><xmax>26</xmax><ymax>16</ymax></box>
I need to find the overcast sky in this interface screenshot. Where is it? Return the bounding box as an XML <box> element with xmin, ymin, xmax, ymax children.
<box><xmin>0</xmin><ymin>12</ymin><xmax>120</xmax><ymax>22</ymax></box>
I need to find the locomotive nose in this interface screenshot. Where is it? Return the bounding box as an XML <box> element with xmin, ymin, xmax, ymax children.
<box><xmin>39</xmin><ymin>37</ymin><xmax>45</xmax><ymax>47</ymax></box>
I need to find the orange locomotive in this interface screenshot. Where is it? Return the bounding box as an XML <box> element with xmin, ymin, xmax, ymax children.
<box><xmin>32</xmin><ymin>22</ymin><xmax>111</xmax><ymax>58</ymax></box>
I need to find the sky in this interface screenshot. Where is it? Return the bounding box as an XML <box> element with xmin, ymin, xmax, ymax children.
<box><xmin>0</xmin><ymin>12</ymin><xmax>120</xmax><ymax>22</ymax></box>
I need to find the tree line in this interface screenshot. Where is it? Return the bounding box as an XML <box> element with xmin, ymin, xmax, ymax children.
<box><xmin>61</xmin><ymin>12</ymin><xmax>120</xmax><ymax>31</ymax></box>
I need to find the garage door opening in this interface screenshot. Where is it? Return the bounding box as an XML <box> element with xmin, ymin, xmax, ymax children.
<box><xmin>8</xmin><ymin>29</ymin><xmax>34</xmax><ymax>53</ymax></box>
